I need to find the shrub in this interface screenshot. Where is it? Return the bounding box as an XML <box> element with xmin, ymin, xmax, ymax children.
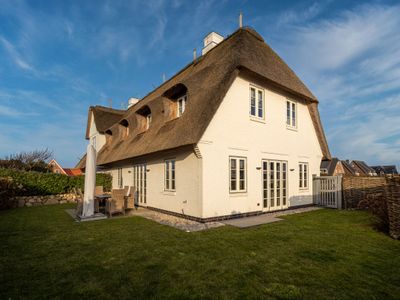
<box><xmin>0</xmin><ymin>168</ymin><xmax>111</xmax><ymax>196</ymax></box>
<box><xmin>0</xmin><ymin>176</ymin><xmax>21</xmax><ymax>209</ymax></box>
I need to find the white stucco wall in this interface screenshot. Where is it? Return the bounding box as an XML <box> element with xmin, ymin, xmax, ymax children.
<box><xmin>105</xmin><ymin>148</ymin><xmax>203</xmax><ymax>218</ymax></box>
<box><xmin>198</xmin><ymin>75</ymin><xmax>323</xmax><ymax>218</ymax></box>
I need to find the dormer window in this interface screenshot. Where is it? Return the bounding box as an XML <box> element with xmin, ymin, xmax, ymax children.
<box><xmin>136</xmin><ymin>105</ymin><xmax>152</xmax><ymax>132</ymax></box>
<box><xmin>162</xmin><ymin>83</ymin><xmax>188</xmax><ymax>120</ymax></box>
<box><xmin>105</xmin><ymin>129</ymin><xmax>113</xmax><ymax>145</ymax></box>
<box><xmin>177</xmin><ymin>95</ymin><xmax>187</xmax><ymax>117</ymax></box>
<box><xmin>119</xmin><ymin>119</ymin><xmax>129</xmax><ymax>138</ymax></box>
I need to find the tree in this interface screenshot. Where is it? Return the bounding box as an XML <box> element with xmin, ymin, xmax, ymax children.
<box><xmin>0</xmin><ymin>149</ymin><xmax>53</xmax><ymax>172</ymax></box>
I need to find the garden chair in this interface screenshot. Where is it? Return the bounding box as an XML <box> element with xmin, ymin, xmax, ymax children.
<box><xmin>94</xmin><ymin>186</ymin><xmax>104</xmax><ymax>196</ymax></box>
<box><xmin>75</xmin><ymin>188</ymin><xmax>84</xmax><ymax>216</ymax></box>
<box><xmin>123</xmin><ymin>186</ymin><xmax>129</xmax><ymax>196</ymax></box>
<box><xmin>105</xmin><ymin>189</ymin><xmax>126</xmax><ymax>217</ymax></box>
<box><xmin>75</xmin><ymin>187</ymin><xmax>99</xmax><ymax>214</ymax></box>
<box><xmin>125</xmin><ymin>186</ymin><xmax>136</xmax><ymax>210</ymax></box>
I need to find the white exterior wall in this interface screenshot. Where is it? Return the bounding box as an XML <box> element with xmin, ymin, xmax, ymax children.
<box><xmin>198</xmin><ymin>75</ymin><xmax>323</xmax><ymax>219</ymax></box>
<box><xmin>105</xmin><ymin>148</ymin><xmax>203</xmax><ymax>218</ymax></box>
<box><xmin>88</xmin><ymin>113</ymin><xmax>106</xmax><ymax>152</ymax></box>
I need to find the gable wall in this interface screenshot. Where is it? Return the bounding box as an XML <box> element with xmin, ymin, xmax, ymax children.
<box><xmin>333</xmin><ymin>161</ymin><xmax>346</xmax><ymax>176</ymax></box>
<box><xmin>198</xmin><ymin>75</ymin><xmax>323</xmax><ymax>218</ymax></box>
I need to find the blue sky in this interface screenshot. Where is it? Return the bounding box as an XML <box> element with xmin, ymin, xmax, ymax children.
<box><xmin>0</xmin><ymin>0</ymin><xmax>399</xmax><ymax>169</ymax></box>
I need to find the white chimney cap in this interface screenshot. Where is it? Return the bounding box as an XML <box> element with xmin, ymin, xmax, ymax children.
<box><xmin>128</xmin><ymin>97</ymin><xmax>140</xmax><ymax>108</ymax></box>
<box><xmin>202</xmin><ymin>32</ymin><xmax>224</xmax><ymax>55</ymax></box>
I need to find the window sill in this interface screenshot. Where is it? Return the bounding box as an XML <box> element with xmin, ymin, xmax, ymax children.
<box><xmin>250</xmin><ymin>117</ymin><xmax>266</xmax><ymax>124</ymax></box>
<box><xmin>286</xmin><ymin>126</ymin><xmax>298</xmax><ymax>132</ymax></box>
<box><xmin>229</xmin><ymin>192</ymin><xmax>247</xmax><ymax>197</ymax></box>
<box><xmin>163</xmin><ymin>191</ymin><xmax>176</xmax><ymax>196</ymax></box>
<box><xmin>299</xmin><ymin>188</ymin><xmax>309</xmax><ymax>192</ymax></box>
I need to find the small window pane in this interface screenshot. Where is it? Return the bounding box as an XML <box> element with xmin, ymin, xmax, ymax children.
<box><xmin>258</xmin><ymin>90</ymin><xmax>263</xmax><ymax>118</ymax></box>
<box><xmin>292</xmin><ymin>103</ymin><xmax>296</xmax><ymax>126</ymax></box>
<box><xmin>250</xmin><ymin>88</ymin><xmax>256</xmax><ymax>116</ymax></box>
<box><xmin>299</xmin><ymin>164</ymin><xmax>303</xmax><ymax>188</ymax></box>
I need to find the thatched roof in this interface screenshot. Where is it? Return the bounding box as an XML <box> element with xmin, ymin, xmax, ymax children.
<box><xmin>85</xmin><ymin>106</ymin><xmax>125</xmax><ymax>139</ymax></box>
<box><xmin>88</xmin><ymin>27</ymin><xmax>330</xmax><ymax>166</ymax></box>
<box><xmin>75</xmin><ymin>153</ymin><xmax>86</xmax><ymax>170</ymax></box>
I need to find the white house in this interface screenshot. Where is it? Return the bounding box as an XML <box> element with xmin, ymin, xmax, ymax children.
<box><xmin>78</xmin><ymin>27</ymin><xmax>331</xmax><ymax>221</ymax></box>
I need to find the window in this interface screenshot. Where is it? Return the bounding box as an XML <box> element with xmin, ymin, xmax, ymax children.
<box><xmin>177</xmin><ymin>95</ymin><xmax>187</xmax><ymax>117</ymax></box>
<box><xmin>133</xmin><ymin>164</ymin><xmax>146</xmax><ymax>204</ymax></box>
<box><xmin>250</xmin><ymin>86</ymin><xmax>264</xmax><ymax>119</ymax></box>
<box><xmin>146</xmin><ymin>114</ymin><xmax>152</xmax><ymax>130</ymax></box>
<box><xmin>91</xmin><ymin>136</ymin><xmax>96</xmax><ymax>150</ymax></box>
<box><xmin>119</xmin><ymin>119</ymin><xmax>129</xmax><ymax>138</ymax></box>
<box><xmin>117</xmin><ymin>168</ymin><xmax>123</xmax><ymax>188</ymax></box>
<box><xmin>286</xmin><ymin>100</ymin><xmax>297</xmax><ymax>128</ymax></box>
<box><xmin>299</xmin><ymin>163</ymin><xmax>308</xmax><ymax>189</ymax></box>
<box><xmin>230</xmin><ymin>157</ymin><xmax>247</xmax><ymax>193</ymax></box>
<box><xmin>164</xmin><ymin>159</ymin><xmax>176</xmax><ymax>191</ymax></box>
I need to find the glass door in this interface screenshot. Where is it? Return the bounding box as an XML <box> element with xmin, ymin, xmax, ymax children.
<box><xmin>262</xmin><ymin>160</ymin><xmax>288</xmax><ymax>211</ymax></box>
<box><xmin>132</xmin><ymin>163</ymin><xmax>147</xmax><ymax>206</ymax></box>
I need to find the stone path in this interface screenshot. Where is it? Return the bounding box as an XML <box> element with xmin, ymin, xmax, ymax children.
<box><xmin>221</xmin><ymin>206</ymin><xmax>322</xmax><ymax>228</ymax></box>
<box><xmin>127</xmin><ymin>208</ymin><xmax>225</xmax><ymax>232</ymax></box>
<box><xmin>66</xmin><ymin>206</ymin><xmax>322</xmax><ymax>231</ymax></box>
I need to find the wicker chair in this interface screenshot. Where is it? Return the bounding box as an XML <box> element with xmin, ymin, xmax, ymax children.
<box><xmin>94</xmin><ymin>186</ymin><xmax>104</xmax><ymax>196</ymax></box>
<box><xmin>125</xmin><ymin>186</ymin><xmax>136</xmax><ymax>210</ymax></box>
<box><xmin>106</xmin><ymin>189</ymin><xmax>126</xmax><ymax>217</ymax></box>
<box><xmin>75</xmin><ymin>188</ymin><xmax>84</xmax><ymax>216</ymax></box>
<box><xmin>74</xmin><ymin>187</ymin><xmax>100</xmax><ymax>214</ymax></box>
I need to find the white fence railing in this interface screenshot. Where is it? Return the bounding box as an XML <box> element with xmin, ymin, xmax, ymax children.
<box><xmin>313</xmin><ymin>176</ymin><xmax>343</xmax><ymax>209</ymax></box>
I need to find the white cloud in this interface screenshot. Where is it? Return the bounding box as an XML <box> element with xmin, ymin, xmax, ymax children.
<box><xmin>269</xmin><ymin>3</ymin><xmax>400</xmax><ymax>166</ymax></box>
<box><xmin>277</xmin><ymin>1</ymin><xmax>328</xmax><ymax>27</ymax></box>
<box><xmin>0</xmin><ymin>35</ymin><xmax>36</xmax><ymax>72</ymax></box>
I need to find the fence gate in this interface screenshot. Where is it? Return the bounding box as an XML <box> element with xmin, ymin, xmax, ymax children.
<box><xmin>313</xmin><ymin>176</ymin><xmax>342</xmax><ymax>208</ymax></box>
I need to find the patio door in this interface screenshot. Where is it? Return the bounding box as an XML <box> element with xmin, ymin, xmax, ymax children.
<box><xmin>132</xmin><ymin>163</ymin><xmax>147</xmax><ymax>206</ymax></box>
<box><xmin>262</xmin><ymin>160</ymin><xmax>288</xmax><ymax>211</ymax></box>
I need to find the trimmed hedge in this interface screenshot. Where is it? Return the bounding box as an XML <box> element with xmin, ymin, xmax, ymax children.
<box><xmin>0</xmin><ymin>168</ymin><xmax>112</xmax><ymax>196</ymax></box>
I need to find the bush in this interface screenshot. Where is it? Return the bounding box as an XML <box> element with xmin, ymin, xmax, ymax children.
<box><xmin>0</xmin><ymin>177</ymin><xmax>21</xmax><ymax>209</ymax></box>
<box><xmin>0</xmin><ymin>168</ymin><xmax>111</xmax><ymax>196</ymax></box>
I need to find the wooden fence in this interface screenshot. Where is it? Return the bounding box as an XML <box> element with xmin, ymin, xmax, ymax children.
<box><xmin>313</xmin><ymin>176</ymin><xmax>343</xmax><ymax>209</ymax></box>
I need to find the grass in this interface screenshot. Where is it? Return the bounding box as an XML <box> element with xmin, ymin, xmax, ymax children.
<box><xmin>1</xmin><ymin>204</ymin><xmax>399</xmax><ymax>299</ymax></box>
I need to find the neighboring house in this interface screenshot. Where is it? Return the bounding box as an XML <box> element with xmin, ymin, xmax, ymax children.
<box><xmin>320</xmin><ymin>158</ymin><xmax>346</xmax><ymax>176</ymax></box>
<box><xmin>49</xmin><ymin>159</ymin><xmax>83</xmax><ymax>176</ymax></box>
<box><xmin>351</xmin><ymin>160</ymin><xmax>377</xmax><ymax>176</ymax></box>
<box><xmin>341</xmin><ymin>160</ymin><xmax>357</xmax><ymax>176</ymax></box>
<box><xmin>371</xmin><ymin>165</ymin><xmax>398</xmax><ymax>176</ymax></box>
<box><xmin>79</xmin><ymin>27</ymin><xmax>331</xmax><ymax>221</ymax></box>
<box><xmin>320</xmin><ymin>158</ymin><xmax>359</xmax><ymax>176</ymax></box>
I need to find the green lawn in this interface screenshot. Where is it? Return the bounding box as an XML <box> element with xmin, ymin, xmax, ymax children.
<box><xmin>1</xmin><ymin>205</ymin><xmax>399</xmax><ymax>299</ymax></box>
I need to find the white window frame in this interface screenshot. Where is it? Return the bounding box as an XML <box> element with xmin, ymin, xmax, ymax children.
<box><xmin>299</xmin><ymin>162</ymin><xmax>309</xmax><ymax>190</ymax></box>
<box><xmin>164</xmin><ymin>159</ymin><xmax>176</xmax><ymax>192</ymax></box>
<box><xmin>177</xmin><ymin>95</ymin><xmax>187</xmax><ymax>117</ymax></box>
<box><xmin>229</xmin><ymin>156</ymin><xmax>247</xmax><ymax>193</ymax></box>
<box><xmin>117</xmin><ymin>168</ymin><xmax>123</xmax><ymax>189</ymax></box>
<box><xmin>286</xmin><ymin>100</ymin><xmax>297</xmax><ymax>129</ymax></box>
<box><xmin>249</xmin><ymin>85</ymin><xmax>265</xmax><ymax>120</ymax></box>
<box><xmin>91</xmin><ymin>135</ymin><xmax>97</xmax><ymax>150</ymax></box>
<box><xmin>146</xmin><ymin>114</ymin><xmax>152</xmax><ymax>130</ymax></box>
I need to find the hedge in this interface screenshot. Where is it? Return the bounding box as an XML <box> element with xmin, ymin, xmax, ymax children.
<box><xmin>0</xmin><ymin>168</ymin><xmax>112</xmax><ymax>196</ymax></box>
